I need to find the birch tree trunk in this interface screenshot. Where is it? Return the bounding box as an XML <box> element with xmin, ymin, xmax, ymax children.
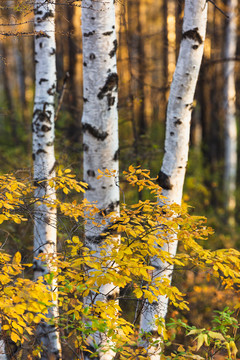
<box><xmin>140</xmin><ymin>1</ymin><xmax>208</xmax><ymax>358</ymax></box>
<box><xmin>81</xmin><ymin>1</ymin><xmax>120</xmax><ymax>359</ymax></box>
<box><xmin>32</xmin><ymin>1</ymin><xmax>61</xmax><ymax>359</ymax></box>
<box><xmin>0</xmin><ymin>323</ymin><xmax>7</xmax><ymax>360</ymax></box>
<box><xmin>223</xmin><ymin>0</ymin><xmax>237</xmax><ymax>227</ymax></box>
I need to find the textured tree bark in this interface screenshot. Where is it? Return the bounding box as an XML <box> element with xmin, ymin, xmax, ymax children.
<box><xmin>32</xmin><ymin>1</ymin><xmax>61</xmax><ymax>359</ymax></box>
<box><xmin>140</xmin><ymin>1</ymin><xmax>208</xmax><ymax>358</ymax></box>
<box><xmin>0</xmin><ymin>322</ymin><xmax>7</xmax><ymax>360</ymax></box>
<box><xmin>81</xmin><ymin>1</ymin><xmax>120</xmax><ymax>359</ymax></box>
<box><xmin>223</xmin><ymin>0</ymin><xmax>237</xmax><ymax>226</ymax></box>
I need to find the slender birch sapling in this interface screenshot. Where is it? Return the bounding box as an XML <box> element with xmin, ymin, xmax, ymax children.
<box><xmin>140</xmin><ymin>1</ymin><xmax>208</xmax><ymax>358</ymax></box>
<box><xmin>32</xmin><ymin>1</ymin><xmax>61</xmax><ymax>358</ymax></box>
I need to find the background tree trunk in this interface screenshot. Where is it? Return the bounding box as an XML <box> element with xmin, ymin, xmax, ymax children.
<box><xmin>81</xmin><ymin>0</ymin><xmax>120</xmax><ymax>359</ymax></box>
<box><xmin>140</xmin><ymin>1</ymin><xmax>208</xmax><ymax>358</ymax></box>
<box><xmin>223</xmin><ymin>0</ymin><xmax>238</xmax><ymax>226</ymax></box>
<box><xmin>32</xmin><ymin>1</ymin><xmax>61</xmax><ymax>359</ymax></box>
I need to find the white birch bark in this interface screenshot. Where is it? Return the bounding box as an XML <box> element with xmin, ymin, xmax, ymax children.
<box><xmin>32</xmin><ymin>1</ymin><xmax>61</xmax><ymax>359</ymax></box>
<box><xmin>140</xmin><ymin>1</ymin><xmax>208</xmax><ymax>358</ymax></box>
<box><xmin>223</xmin><ymin>0</ymin><xmax>237</xmax><ymax>226</ymax></box>
<box><xmin>0</xmin><ymin>322</ymin><xmax>7</xmax><ymax>360</ymax></box>
<box><xmin>81</xmin><ymin>1</ymin><xmax>120</xmax><ymax>360</ymax></box>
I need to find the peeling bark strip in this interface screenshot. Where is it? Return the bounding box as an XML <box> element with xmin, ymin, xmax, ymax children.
<box><xmin>82</xmin><ymin>123</ymin><xmax>109</xmax><ymax>141</ymax></box>
<box><xmin>33</xmin><ymin>0</ymin><xmax>61</xmax><ymax>359</ymax></box>
<box><xmin>140</xmin><ymin>1</ymin><xmax>208</xmax><ymax>358</ymax></box>
<box><xmin>82</xmin><ymin>0</ymin><xmax>120</xmax><ymax>358</ymax></box>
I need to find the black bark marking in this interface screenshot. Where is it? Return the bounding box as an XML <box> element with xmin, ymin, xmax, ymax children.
<box><xmin>185</xmin><ymin>103</ymin><xmax>194</xmax><ymax>110</ymax></box>
<box><xmin>89</xmin><ymin>53</ymin><xmax>96</xmax><ymax>60</ymax></box>
<box><xmin>157</xmin><ymin>171</ymin><xmax>173</xmax><ymax>190</ymax></box>
<box><xmin>82</xmin><ymin>123</ymin><xmax>108</xmax><ymax>141</ymax></box>
<box><xmin>182</xmin><ymin>28</ymin><xmax>203</xmax><ymax>44</ymax></box>
<box><xmin>84</xmin><ymin>31</ymin><xmax>95</xmax><ymax>37</ymax></box>
<box><xmin>91</xmin><ymin>17</ymin><xmax>95</xmax><ymax>20</ymax></box>
<box><xmin>42</xmin><ymin>10</ymin><xmax>54</xmax><ymax>20</ymax></box>
<box><xmin>177</xmin><ymin>96</ymin><xmax>182</xmax><ymax>100</ymax></box>
<box><xmin>46</xmin><ymin>141</ymin><xmax>53</xmax><ymax>146</ymax></box>
<box><xmin>101</xmin><ymin>201</ymin><xmax>120</xmax><ymax>216</ymax></box>
<box><xmin>36</xmin><ymin>149</ymin><xmax>47</xmax><ymax>155</ymax></box>
<box><xmin>41</xmin><ymin>125</ymin><xmax>51</xmax><ymax>132</ymax></box>
<box><xmin>107</xmin><ymin>292</ymin><xmax>119</xmax><ymax>301</ymax></box>
<box><xmin>102</xmin><ymin>186</ymin><xmax>106</xmax><ymax>189</ymax></box>
<box><xmin>39</xmin><ymin>42</ymin><xmax>43</xmax><ymax>48</ymax></box>
<box><xmin>192</xmin><ymin>44</ymin><xmax>199</xmax><ymax>50</ymax></box>
<box><xmin>113</xmin><ymin>148</ymin><xmax>120</xmax><ymax>161</ymax></box>
<box><xmin>83</xmin><ymin>97</ymin><xmax>89</xmax><ymax>103</ymax></box>
<box><xmin>109</xmin><ymin>39</ymin><xmax>117</xmax><ymax>58</ymax></box>
<box><xmin>83</xmin><ymin>143</ymin><xmax>89</xmax><ymax>151</ymax></box>
<box><xmin>39</xmin><ymin>78</ymin><xmax>48</xmax><ymax>84</ymax></box>
<box><xmin>47</xmin><ymin>84</ymin><xmax>56</xmax><ymax>96</ymax></box>
<box><xmin>33</xmin><ymin>179</ymin><xmax>47</xmax><ymax>189</ymax></box>
<box><xmin>83</xmin><ymin>62</ymin><xmax>87</xmax><ymax>67</ymax></box>
<box><xmin>32</xmin><ymin>153</ymin><xmax>35</xmax><ymax>160</ymax></box>
<box><xmin>107</xmin><ymin>94</ymin><xmax>115</xmax><ymax>107</ymax></box>
<box><xmin>170</xmin><ymin>132</ymin><xmax>174</xmax><ymax>136</ymax></box>
<box><xmin>49</xmin><ymin>161</ymin><xmax>56</xmax><ymax>174</ymax></box>
<box><xmin>87</xmin><ymin>170</ymin><xmax>95</xmax><ymax>177</ymax></box>
<box><xmin>36</xmin><ymin>31</ymin><xmax>50</xmax><ymax>39</ymax></box>
<box><xmin>112</xmin><ymin>25</ymin><xmax>115</xmax><ymax>29</ymax></box>
<box><xmin>33</xmin><ymin>260</ymin><xmax>45</xmax><ymax>272</ymax></box>
<box><xmin>33</xmin><ymin>109</ymin><xmax>51</xmax><ymax>124</ymax></box>
<box><xmin>174</xmin><ymin>119</ymin><xmax>182</xmax><ymax>126</ymax></box>
<box><xmin>103</xmin><ymin>31</ymin><xmax>113</xmax><ymax>36</ymax></box>
<box><xmin>34</xmin><ymin>9</ymin><xmax>43</xmax><ymax>15</ymax></box>
<box><xmin>97</xmin><ymin>73</ymin><xmax>118</xmax><ymax>100</ymax></box>
<box><xmin>50</xmin><ymin>47</ymin><xmax>56</xmax><ymax>55</ymax></box>
<box><xmin>35</xmin><ymin>60</ymin><xmax>39</xmax><ymax>64</ymax></box>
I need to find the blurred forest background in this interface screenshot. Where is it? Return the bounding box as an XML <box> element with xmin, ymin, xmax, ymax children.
<box><xmin>1</xmin><ymin>0</ymin><xmax>240</xmax><ymax>352</ymax></box>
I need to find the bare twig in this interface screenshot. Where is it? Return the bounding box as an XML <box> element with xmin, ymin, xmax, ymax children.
<box><xmin>54</xmin><ymin>72</ymin><xmax>70</xmax><ymax>122</ymax></box>
<box><xmin>207</xmin><ymin>0</ymin><xmax>229</xmax><ymax>18</ymax></box>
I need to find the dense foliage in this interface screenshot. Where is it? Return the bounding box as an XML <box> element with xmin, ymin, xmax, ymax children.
<box><xmin>1</xmin><ymin>167</ymin><xmax>240</xmax><ymax>358</ymax></box>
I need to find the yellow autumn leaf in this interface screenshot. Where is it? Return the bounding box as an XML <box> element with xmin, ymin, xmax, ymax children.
<box><xmin>229</xmin><ymin>340</ymin><xmax>238</xmax><ymax>359</ymax></box>
<box><xmin>134</xmin><ymin>288</ymin><xmax>143</xmax><ymax>298</ymax></box>
<box><xmin>13</xmin><ymin>217</ymin><xmax>21</xmax><ymax>224</ymax></box>
<box><xmin>10</xmin><ymin>331</ymin><xmax>19</xmax><ymax>343</ymax></box>
<box><xmin>13</xmin><ymin>251</ymin><xmax>21</xmax><ymax>265</ymax></box>
<box><xmin>0</xmin><ymin>215</ymin><xmax>7</xmax><ymax>224</ymax></box>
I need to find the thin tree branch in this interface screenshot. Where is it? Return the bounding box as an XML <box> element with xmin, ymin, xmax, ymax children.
<box><xmin>55</xmin><ymin>72</ymin><xmax>70</xmax><ymax>122</ymax></box>
<box><xmin>207</xmin><ymin>0</ymin><xmax>229</xmax><ymax>18</ymax></box>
